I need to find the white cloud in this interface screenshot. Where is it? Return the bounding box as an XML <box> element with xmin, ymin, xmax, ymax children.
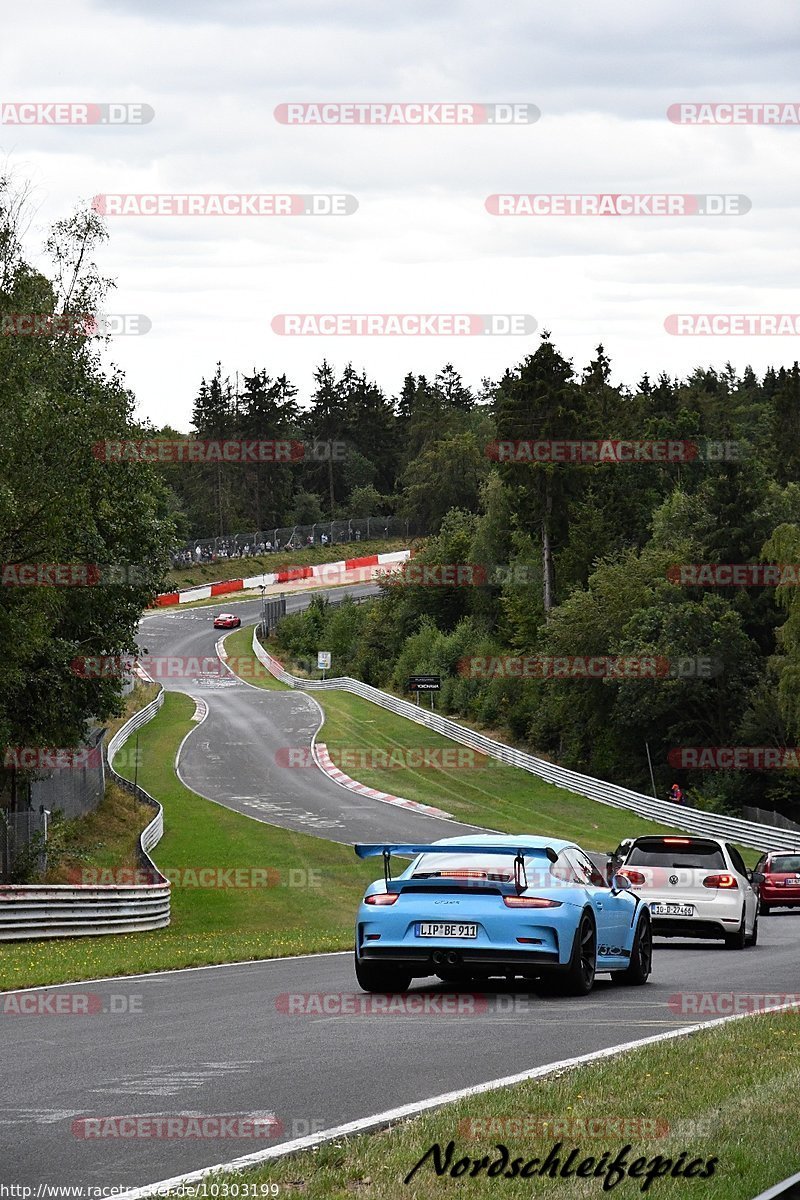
<box><xmin>2</xmin><ymin>0</ymin><xmax>798</xmax><ymax>424</ymax></box>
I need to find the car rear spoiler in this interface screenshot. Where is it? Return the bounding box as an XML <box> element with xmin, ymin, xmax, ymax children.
<box><xmin>354</xmin><ymin>843</ymin><xmax>560</xmax><ymax>890</ymax></box>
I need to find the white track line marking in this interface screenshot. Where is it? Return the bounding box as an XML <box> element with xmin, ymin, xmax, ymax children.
<box><xmin>751</xmin><ymin>1168</ymin><xmax>800</xmax><ymax>1200</ymax></box>
<box><xmin>0</xmin><ymin>952</ymin><xmax>351</xmax><ymax>996</ymax></box>
<box><xmin>114</xmin><ymin>1002</ymin><xmax>798</xmax><ymax>1200</ymax></box>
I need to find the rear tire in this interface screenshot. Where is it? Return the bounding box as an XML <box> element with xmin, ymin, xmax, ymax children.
<box><xmin>760</xmin><ymin>903</ymin><xmax>772</xmax><ymax>916</ymax></box>
<box><xmin>538</xmin><ymin>912</ymin><xmax>596</xmax><ymax>996</ymax></box>
<box><xmin>354</xmin><ymin>953</ymin><xmax>412</xmax><ymax>994</ymax></box>
<box><xmin>614</xmin><ymin>911</ymin><xmax>653</xmax><ymax>985</ymax></box>
<box><xmin>724</xmin><ymin>908</ymin><xmax>747</xmax><ymax>949</ymax></box>
<box><xmin>745</xmin><ymin>910</ymin><xmax>759</xmax><ymax>947</ymax></box>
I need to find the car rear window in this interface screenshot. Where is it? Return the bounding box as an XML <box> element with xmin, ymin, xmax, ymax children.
<box><xmin>626</xmin><ymin>839</ymin><xmax>726</xmax><ymax>869</ymax></box>
<box><xmin>768</xmin><ymin>855</ymin><xmax>800</xmax><ymax>873</ymax></box>
<box><xmin>411</xmin><ymin>853</ymin><xmax>516</xmax><ymax>881</ymax></box>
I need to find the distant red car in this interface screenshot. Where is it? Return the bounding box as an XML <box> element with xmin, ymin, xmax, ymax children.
<box><xmin>753</xmin><ymin>851</ymin><xmax>800</xmax><ymax>914</ymax></box>
<box><xmin>213</xmin><ymin>612</ymin><xmax>241</xmax><ymax>629</ymax></box>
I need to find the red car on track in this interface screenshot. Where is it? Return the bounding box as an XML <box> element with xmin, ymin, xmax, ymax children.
<box><xmin>213</xmin><ymin>612</ymin><xmax>241</xmax><ymax>629</ymax></box>
<box><xmin>753</xmin><ymin>851</ymin><xmax>800</xmax><ymax>914</ymax></box>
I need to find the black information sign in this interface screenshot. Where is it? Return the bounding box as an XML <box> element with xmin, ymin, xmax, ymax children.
<box><xmin>407</xmin><ymin>674</ymin><xmax>441</xmax><ymax>692</ymax></box>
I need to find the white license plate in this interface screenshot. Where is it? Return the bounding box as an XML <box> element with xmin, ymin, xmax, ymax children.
<box><xmin>416</xmin><ymin>922</ymin><xmax>477</xmax><ymax>939</ymax></box>
<box><xmin>784</xmin><ymin>879</ymin><xmax>800</xmax><ymax>887</ymax></box>
<box><xmin>650</xmin><ymin>903</ymin><xmax>694</xmax><ymax>917</ymax></box>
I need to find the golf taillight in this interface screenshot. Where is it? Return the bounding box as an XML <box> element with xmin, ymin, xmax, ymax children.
<box><xmin>364</xmin><ymin>893</ymin><xmax>399</xmax><ymax>905</ymax></box>
<box><xmin>503</xmin><ymin>896</ymin><xmax>562</xmax><ymax>908</ymax></box>
<box><xmin>618</xmin><ymin>868</ymin><xmax>646</xmax><ymax>885</ymax></box>
<box><xmin>703</xmin><ymin>873</ymin><xmax>738</xmax><ymax>889</ymax></box>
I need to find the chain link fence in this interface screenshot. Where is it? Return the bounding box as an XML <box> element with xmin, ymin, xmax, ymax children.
<box><xmin>170</xmin><ymin>515</ymin><xmax>417</xmax><ymax>567</ymax></box>
<box><xmin>742</xmin><ymin>806</ymin><xmax>800</xmax><ymax>835</ymax></box>
<box><xmin>0</xmin><ymin>728</ymin><xmax>106</xmax><ymax>880</ymax></box>
<box><xmin>0</xmin><ymin>810</ymin><xmax>44</xmax><ymax>879</ymax></box>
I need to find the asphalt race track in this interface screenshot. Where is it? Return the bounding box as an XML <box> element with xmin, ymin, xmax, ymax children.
<box><xmin>4</xmin><ymin>585</ymin><xmax>800</xmax><ymax>1189</ymax></box>
<box><xmin>4</xmin><ymin>920</ymin><xmax>800</xmax><ymax>1188</ymax></box>
<box><xmin>137</xmin><ymin>585</ymin><xmax>480</xmax><ymax>843</ymax></box>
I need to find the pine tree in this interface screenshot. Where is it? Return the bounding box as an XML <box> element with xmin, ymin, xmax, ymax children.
<box><xmin>304</xmin><ymin>360</ymin><xmax>346</xmax><ymax>517</ymax></box>
<box><xmin>494</xmin><ymin>334</ymin><xmax>585</xmax><ymax>612</ymax></box>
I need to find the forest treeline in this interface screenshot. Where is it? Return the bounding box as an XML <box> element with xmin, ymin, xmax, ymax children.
<box><xmin>4</xmin><ymin>176</ymin><xmax>800</xmax><ymax>821</ymax></box>
<box><xmin>259</xmin><ymin>338</ymin><xmax>800</xmax><ymax>818</ymax></box>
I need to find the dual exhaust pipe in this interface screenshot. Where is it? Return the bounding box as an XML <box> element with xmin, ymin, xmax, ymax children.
<box><xmin>432</xmin><ymin>950</ymin><xmax>461</xmax><ymax>966</ymax></box>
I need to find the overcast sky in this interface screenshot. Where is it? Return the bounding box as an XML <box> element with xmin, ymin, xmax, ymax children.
<box><xmin>3</xmin><ymin>0</ymin><xmax>799</xmax><ymax>428</ymax></box>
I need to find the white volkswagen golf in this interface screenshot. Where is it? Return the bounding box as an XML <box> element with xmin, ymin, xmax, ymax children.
<box><xmin>617</xmin><ymin>835</ymin><xmax>759</xmax><ymax>948</ymax></box>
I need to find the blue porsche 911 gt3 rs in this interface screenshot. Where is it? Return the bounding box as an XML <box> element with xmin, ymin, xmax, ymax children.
<box><xmin>353</xmin><ymin>835</ymin><xmax>652</xmax><ymax>996</ymax></box>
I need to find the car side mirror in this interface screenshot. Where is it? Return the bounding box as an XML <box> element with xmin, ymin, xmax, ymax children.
<box><xmin>611</xmin><ymin>874</ymin><xmax>633</xmax><ymax>895</ymax></box>
<box><xmin>752</xmin><ymin>871</ymin><xmax>764</xmax><ymax>885</ymax></box>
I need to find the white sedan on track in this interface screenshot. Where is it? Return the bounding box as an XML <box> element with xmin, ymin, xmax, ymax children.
<box><xmin>617</xmin><ymin>834</ymin><xmax>759</xmax><ymax>948</ymax></box>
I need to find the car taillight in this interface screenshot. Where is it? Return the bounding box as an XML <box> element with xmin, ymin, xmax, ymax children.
<box><xmin>702</xmin><ymin>873</ymin><xmax>738</xmax><ymax>889</ymax></box>
<box><xmin>503</xmin><ymin>896</ymin><xmax>562</xmax><ymax>908</ymax></box>
<box><xmin>364</xmin><ymin>893</ymin><xmax>399</xmax><ymax>905</ymax></box>
<box><xmin>618</xmin><ymin>868</ymin><xmax>646</xmax><ymax>885</ymax></box>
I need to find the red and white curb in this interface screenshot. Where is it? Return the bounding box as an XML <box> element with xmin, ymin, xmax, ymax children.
<box><xmin>155</xmin><ymin>551</ymin><xmax>410</xmax><ymax>608</ymax></box>
<box><xmin>314</xmin><ymin>743</ymin><xmax>453</xmax><ymax>819</ymax></box>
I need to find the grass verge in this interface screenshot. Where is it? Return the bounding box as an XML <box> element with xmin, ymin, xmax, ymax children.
<box><xmin>0</xmin><ymin>691</ymin><xmax>375</xmax><ymax>990</ymax></box>
<box><xmin>170</xmin><ymin>1008</ymin><xmax>800</xmax><ymax>1199</ymax></box>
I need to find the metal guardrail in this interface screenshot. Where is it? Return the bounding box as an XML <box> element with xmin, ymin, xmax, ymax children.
<box><xmin>0</xmin><ymin>692</ymin><xmax>171</xmax><ymax>942</ymax></box>
<box><xmin>252</xmin><ymin>629</ymin><xmax>800</xmax><ymax>854</ymax></box>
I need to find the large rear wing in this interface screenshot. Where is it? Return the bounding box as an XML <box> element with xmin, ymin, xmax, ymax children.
<box><xmin>354</xmin><ymin>842</ymin><xmax>560</xmax><ymax>889</ymax></box>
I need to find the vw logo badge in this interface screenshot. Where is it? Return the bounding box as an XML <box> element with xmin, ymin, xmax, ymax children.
<box><xmin>669</xmin><ymin>874</ymin><xmax>679</xmax><ymax>885</ymax></box>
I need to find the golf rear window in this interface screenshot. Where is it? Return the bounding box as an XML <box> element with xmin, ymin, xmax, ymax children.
<box><xmin>626</xmin><ymin>839</ymin><xmax>726</xmax><ymax>869</ymax></box>
<box><xmin>769</xmin><ymin>855</ymin><xmax>800</xmax><ymax>873</ymax></box>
